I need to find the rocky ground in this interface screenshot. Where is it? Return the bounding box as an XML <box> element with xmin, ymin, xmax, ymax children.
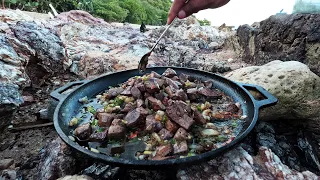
<box><xmin>0</xmin><ymin>9</ymin><xmax>320</xmax><ymax>180</ymax></box>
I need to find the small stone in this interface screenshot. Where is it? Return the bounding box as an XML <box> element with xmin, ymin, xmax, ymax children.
<box><xmin>227</xmin><ymin>58</ymin><xmax>234</xmax><ymax>63</ymax></box>
<box><xmin>0</xmin><ymin>159</ymin><xmax>14</xmax><ymax>170</ymax></box>
<box><xmin>39</xmin><ymin>109</ymin><xmax>48</xmax><ymax>120</ymax></box>
<box><xmin>0</xmin><ymin>170</ymin><xmax>16</xmax><ymax>180</ymax></box>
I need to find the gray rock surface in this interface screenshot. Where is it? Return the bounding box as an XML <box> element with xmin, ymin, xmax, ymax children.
<box><xmin>236</xmin><ymin>13</ymin><xmax>320</xmax><ymax>76</ymax></box>
<box><xmin>225</xmin><ymin>60</ymin><xmax>320</xmax><ymax>121</ymax></box>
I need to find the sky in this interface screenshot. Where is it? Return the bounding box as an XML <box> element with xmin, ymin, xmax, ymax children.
<box><xmin>193</xmin><ymin>0</ymin><xmax>296</xmax><ymax>27</ymax></box>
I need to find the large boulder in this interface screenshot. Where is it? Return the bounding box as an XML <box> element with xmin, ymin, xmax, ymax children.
<box><xmin>225</xmin><ymin>60</ymin><xmax>320</xmax><ymax>121</ymax></box>
<box><xmin>236</xmin><ymin>14</ymin><xmax>320</xmax><ymax>76</ymax></box>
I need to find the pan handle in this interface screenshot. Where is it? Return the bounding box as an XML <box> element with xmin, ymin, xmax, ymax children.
<box><xmin>237</xmin><ymin>83</ymin><xmax>278</xmax><ymax>109</ymax></box>
<box><xmin>50</xmin><ymin>80</ymin><xmax>88</xmax><ymax>102</ymax></box>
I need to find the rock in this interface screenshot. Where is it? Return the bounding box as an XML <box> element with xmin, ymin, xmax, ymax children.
<box><xmin>225</xmin><ymin>60</ymin><xmax>320</xmax><ymax>121</ymax></box>
<box><xmin>52</xmin><ymin>10</ymin><xmax>107</xmax><ymax>25</ymax></box>
<box><xmin>39</xmin><ymin>109</ymin><xmax>48</xmax><ymax>120</ymax></box>
<box><xmin>57</xmin><ymin>175</ymin><xmax>93</xmax><ymax>180</ymax></box>
<box><xmin>80</xmin><ymin>163</ymin><xmax>120</xmax><ymax>179</ymax></box>
<box><xmin>236</xmin><ymin>14</ymin><xmax>320</xmax><ymax>76</ymax></box>
<box><xmin>36</xmin><ymin>137</ymin><xmax>76</xmax><ymax>180</ymax></box>
<box><xmin>0</xmin><ymin>159</ymin><xmax>14</xmax><ymax>170</ymax></box>
<box><xmin>76</xmin><ymin>51</ymin><xmax>117</xmax><ymax>79</ymax></box>
<box><xmin>177</xmin><ymin>146</ymin><xmax>319</xmax><ymax>180</ymax></box>
<box><xmin>0</xmin><ymin>83</ymin><xmax>23</xmax><ymax>130</ymax></box>
<box><xmin>11</xmin><ymin>21</ymin><xmax>69</xmax><ymax>73</ymax></box>
<box><xmin>0</xmin><ymin>170</ymin><xmax>16</xmax><ymax>180</ymax></box>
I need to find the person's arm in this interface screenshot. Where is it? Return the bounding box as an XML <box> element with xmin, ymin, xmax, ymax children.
<box><xmin>167</xmin><ymin>0</ymin><xmax>230</xmax><ymax>24</ymax></box>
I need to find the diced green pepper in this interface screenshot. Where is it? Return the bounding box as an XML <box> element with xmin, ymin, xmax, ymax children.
<box><xmin>92</xmin><ymin>119</ymin><xmax>98</xmax><ymax>126</ymax></box>
<box><xmin>87</xmin><ymin>106</ymin><xmax>96</xmax><ymax>115</ymax></box>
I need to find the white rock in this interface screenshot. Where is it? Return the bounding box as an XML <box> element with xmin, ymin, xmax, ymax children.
<box><xmin>225</xmin><ymin>60</ymin><xmax>320</xmax><ymax>120</ymax></box>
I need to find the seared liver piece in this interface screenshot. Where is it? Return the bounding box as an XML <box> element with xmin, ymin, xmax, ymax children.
<box><xmin>136</xmin><ymin>83</ymin><xmax>146</xmax><ymax>93</ymax></box>
<box><xmin>136</xmin><ymin>99</ymin><xmax>144</xmax><ymax>107</ymax></box>
<box><xmin>164</xmin><ymin>86</ymin><xmax>175</xmax><ymax>98</ymax></box>
<box><xmin>131</xmin><ymin>86</ymin><xmax>142</xmax><ymax>99</ymax></box>
<box><xmin>121</xmin><ymin>86</ymin><xmax>132</xmax><ymax>96</ymax></box>
<box><xmin>173</xmin><ymin>89</ymin><xmax>188</xmax><ymax>101</ymax></box>
<box><xmin>144</xmin><ymin>79</ymin><xmax>160</xmax><ymax>93</ymax></box>
<box><xmin>74</xmin><ymin>123</ymin><xmax>92</xmax><ymax>140</ymax></box>
<box><xmin>175</xmin><ymin>100</ymin><xmax>192</xmax><ymax>113</ymax></box>
<box><xmin>173</xmin><ymin>140</ymin><xmax>188</xmax><ymax>155</ymax></box>
<box><xmin>147</xmin><ymin>96</ymin><xmax>166</xmax><ymax>111</ymax></box>
<box><xmin>114</xmin><ymin>114</ymin><xmax>125</xmax><ymax>119</ymax></box>
<box><xmin>198</xmin><ymin>87</ymin><xmax>221</xmax><ymax>99</ymax></box>
<box><xmin>97</xmin><ymin>113</ymin><xmax>115</xmax><ymax>127</ymax></box>
<box><xmin>165</xmin><ymin>119</ymin><xmax>179</xmax><ymax>134</ymax></box>
<box><xmin>89</xmin><ymin>129</ymin><xmax>108</xmax><ymax>142</ymax></box>
<box><xmin>154</xmin><ymin>92</ymin><xmax>165</xmax><ymax>101</ymax></box>
<box><xmin>174</xmin><ymin>128</ymin><xmax>189</xmax><ymax>141</ymax></box>
<box><xmin>158</xmin><ymin>128</ymin><xmax>173</xmax><ymax>140</ymax></box>
<box><xmin>156</xmin><ymin>79</ymin><xmax>165</xmax><ymax>87</ymax></box>
<box><xmin>162</xmin><ymin>68</ymin><xmax>177</xmax><ymax>78</ymax></box>
<box><xmin>164</xmin><ymin>77</ymin><xmax>180</xmax><ymax>89</ymax></box>
<box><xmin>108</xmin><ymin>119</ymin><xmax>126</xmax><ymax>140</ymax></box>
<box><xmin>187</xmin><ymin>88</ymin><xmax>199</xmax><ymax>100</ymax></box>
<box><xmin>155</xmin><ymin>144</ymin><xmax>173</xmax><ymax>157</ymax></box>
<box><xmin>121</xmin><ymin>102</ymin><xmax>136</xmax><ymax>113</ymax></box>
<box><xmin>193</xmin><ymin>110</ymin><xmax>207</xmax><ymax>125</ymax></box>
<box><xmin>106</xmin><ymin>87</ymin><xmax>124</xmax><ymax>98</ymax></box>
<box><xmin>179</xmin><ymin>73</ymin><xmax>189</xmax><ymax>83</ymax></box>
<box><xmin>124</xmin><ymin>107</ymin><xmax>149</xmax><ymax>127</ymax></box>
<box><xmin>226</xmin><ymin>103</ymin><xmax>240</xmax><ymax>114</ymax></box>
<box><xmin>145</xmin><ymin>115</ymin><xmax>163</xmax><ymax>133</ymax></box>
<box><xmin>166</xmin><ymin>104</ymin><xmax>194</xmax><ymax>130</ymax></box>
<box><xmin>127</xmin><ymin>78</ymin><xmax>136</xmax><ymax>86</ymax></box>
<box><xmin>150</xmin><ymin>71</ymin><xmax>162</xmax><ymax>78</ymax></box>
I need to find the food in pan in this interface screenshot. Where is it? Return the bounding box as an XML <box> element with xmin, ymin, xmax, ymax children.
<box><xmin>69</xmin><ymin>68</ymin><xmax>245</xmax><ymax>160</ymax></box>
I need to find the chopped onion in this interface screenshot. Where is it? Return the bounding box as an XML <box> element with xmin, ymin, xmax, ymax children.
<box><xmin>201</xmin><ymin>129</ymin><xmax>220</xmax><ymax>137</ymax></box>
<box><xmin>90</xmin><ymin>148</ymin><xmax>100</xmax><ymax>153</ymax></box>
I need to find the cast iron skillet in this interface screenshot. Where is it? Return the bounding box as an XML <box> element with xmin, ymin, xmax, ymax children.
<box><xmin>51</xmin><ymin>67</ymin><xmax>278</xmax><ymax>169</ymax></box>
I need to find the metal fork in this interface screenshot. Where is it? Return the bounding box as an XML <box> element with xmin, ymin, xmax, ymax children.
<box><xmin>137</xmin><ymin>17</ymin><xmax>178</xmax><ymax>74</ymax></box>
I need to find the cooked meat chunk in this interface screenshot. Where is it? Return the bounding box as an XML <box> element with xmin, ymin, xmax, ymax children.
<box><xmin>136</xmin><ymin>99</ymin><xmax>144</xmax><ymax>107</ymax></box>
<box><xmin>162</xmin><ymin>68</ymin><xmax>177</xmax><ymax>78</ymax></box>
<box><xmin>156</xmin><ymin>79</ymin><xmax>165</xmax><ymax>87</ymax></box>
<box><xmin>136</xmin><ymin>83</ymin><xmax>146</xmax><ymax>93</ymax></box>
<box><xmin>121</xmin><ymin>102</ymin><xmax>136</xmax><ymax>113</ymax></box>
<box><xmin>165</xmin><ymin>77</ymin><xmax>180</xmax><ymax>89</ymax></box>
<box><xmin>226</xmin><ymin>103</ymin><xmax>240</xmax><ymax>114</ymax></box>
<box><xmin>198</xmin><ymin>87</ymin><xmax>221</xmax><ymax>99</ymax></box>
<box><xmin>147</xmin><ymin>96</ymin><xmax>165</xmax><ymax>111</ymax></box>
<box><xmin>164</xmin><ymin>86</ymin><xmax>174</xmax><ymax>98</ymax></box>
<box><xmin>110</xmin><ymin>144</ymin><xmax>125</xmax><ymax>154</ymax></box>
<box><xmin>108</xmin><ymin>119</ymin><xmax>126</xmax><ymax>140</ymax></box>
<box><xmin>127</xmin><ymin>78</ymin><xmax>136</xmax><ymax>86</ymax></box>
<box><xmin>187</xmin><ymin>88</ymin><xmax>199</xmax><ymax>100</ymax></box>
<box><xmin>158</xmin><ymin>128</ymin><xmax>173</xmax><ymax>140</ymax></box>
<box><xmin>144</xmin><ymin>79</ymin><xmax>160</xmax><ymax>93</ymax></box>
<box><xmin>173</xmin><ymin>141</ymin><xmax>188</xmax><ymax>155</ymax></box>
<box><xmin>74</xmin><ymin>123</ymin><xmax>92</xmax><ymax>140</ymax></box>
<box><xmin>179</xmin><ymin>73</ymin><xmax>189</xmax><ymax>83</ymax></box>
<box><xmin>131</xmin><ymin>86</ymin><xmax>142</xmax><ymax>99</ymax></box>
<box><xmin>193</xmin><ymin>110</ymin><xmax>207</xmax><ymax>125</ymax></box>
<box><xmin>145</xmin><ymin>115</ymin><xmax>163</xmax><ymax>133</ymax></box>
<box><xmin>166</xmin><ymin>104</ymin><xmax>194</xmax><ymax>130</ymax></box>
<box><xmin>144</xmin><ymin>92</ymin><xmax>151</xmax><ymax>98</ymax></box>
<box><xmin>155</xmin><ymin>144</ymin><xmax>173</xmax><ymax>157</ymax></box>
<box><xmin>171</xmin><ymin>76</ymin><xmax>179</xmax><ymax>81</ymax></box>
<box><xmin>172</xmin><ymin>89</ymin><xmax>188</xmax><ymax>101</ymax></box>
<box><xmin>154</xmin><ymin>92</ymin><xmax>165</xmax><ymax>101</ymax></box>
<box><xmin>89</xmin><ymin>129</ymin><xmax>108</xmax><ymax>142</ymax></box>
<box><xmin>204</xmin><ymin>80</ymin><xmax>213</xmax><ymax>88</ymax></box>
<box><xmin>114</xmin><ymin>114</ymin><xmax>125</xmax><ymax>119</ymax></box>
<box><xmin>121</xmin><ymin>86</ymin><xmax>132</xmax><ymax>96</ymax></box>
<box><xmin>124</xmin><ymin>107</ymin><xmax>149</xmax><ymax>127</ymax></box>
<box><xmin>150</xmin><ymin>71</ymin><xmax>162</xmax><ymax>78</ymax></box>
<box><xmin>174</xmin><ymin>128</ymin><xmax>189</xmax><ymax>141</ymax></box>
<box><xmin>175</xmin><ymin>100</ymin><xmax>192</xmax><ymax>113</ymax></box>
<box><xmin>106</xmin><ymin>87</ymin><xmax>124</xmax><ymax>98</ymax></box>
<box><xmin>165</xmin><ymin>119</ymin><xmax>179</xmax><ymax>134</ymax></box>
<box><xmin>97</xmin><ymin>113</ymin><xmax>115</xmax><ymax>127</ymax></box>
<box><xmin>184</xmin><ymin>81</ymin><xmax>197</xmax><ymax>89</ymax></box>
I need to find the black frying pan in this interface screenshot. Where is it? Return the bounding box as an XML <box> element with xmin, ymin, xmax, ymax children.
<box><xmin>50</xmin><ymin>67</ymin><xmax>277</xmax><ymax>169</ymax></box>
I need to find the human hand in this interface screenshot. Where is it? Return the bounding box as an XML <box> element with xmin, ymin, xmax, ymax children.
<box><xmin>167</xmin><ymin>0</ymin><xmax>230</xmax><ymax>24</ymax></box>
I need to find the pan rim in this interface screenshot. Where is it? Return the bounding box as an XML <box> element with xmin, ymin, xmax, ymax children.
<box><xmin>53</xmin><ymin>66</ymin><xmax>260</xmax><ymax>167</ymax></box>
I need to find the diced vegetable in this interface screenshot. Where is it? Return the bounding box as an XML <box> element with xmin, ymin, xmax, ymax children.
<box><xmin>79</xmin><ymin>96</ymin><xmax>89</xmax><ymax>104</ymax></box>
<box><xmin>69</xmin><ymin>117</ymin><xmax>79</xmax><ymax>127</ymax></box>
<box><xmin>201</xmin><ymin>129</ymin><xmax>220</xmax><ymax>137</ymax></box>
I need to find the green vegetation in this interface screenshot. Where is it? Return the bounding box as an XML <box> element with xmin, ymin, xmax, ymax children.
<box><xmin>4</xmin><ymin>0</ymin><xmax>172</xmax><ymax>25</ymax></box>
<box><xmin>197</xmin><ymin>18</ymin><xmax>211</xmax><ymax>26</ymax></box>
<box><xmin>293</xmin><ymin>0</ymin><xmax>320</xmax><ymax>13</ymax></box>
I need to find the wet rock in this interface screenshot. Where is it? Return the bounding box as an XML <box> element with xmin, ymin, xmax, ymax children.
<box><xmin>36</xmin><ymin>137</ymin><xmax>76</xmax><ymax>180</ymax></box>
<box><xmin>225</xmin><ymin>60</ymin><xmax>320</xmax><ymax>121</ymax></box>
<box><xmin>0</xmin><ymin>83</ymin><xmax>23</xmax><ymax>131</ymax></box>
<box><xmin>177</xmin><ymin>146</ymin><xmax>319</xmax><ymax>180</ymax></box>
<box><xmin>0</xmin><ymin>170</ymin><xmax>16</xmax><ymax>180</ymax></box>
<box><xmin>11</xmin><ymin>21</ymin><xmax>69</xmax><ymax>73</ymax></box>
<box><xmin>236</xmin><ymin>14</ymin><xmax>320</xmax><ymax>76</ymax></box>
<box><xmin>57</xmin><ymin>175</ymin><xmax>93</xmax><ymax>180</ymax></box>
<box><xmin>80</xmin><ymin>163</ymin><xmax>119</xmax><ymax>180</ymax></box>
<box><xmin>0</xmin><ymin>159</ymin><xmax>14</xmax><ymax>170</ymax></box>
